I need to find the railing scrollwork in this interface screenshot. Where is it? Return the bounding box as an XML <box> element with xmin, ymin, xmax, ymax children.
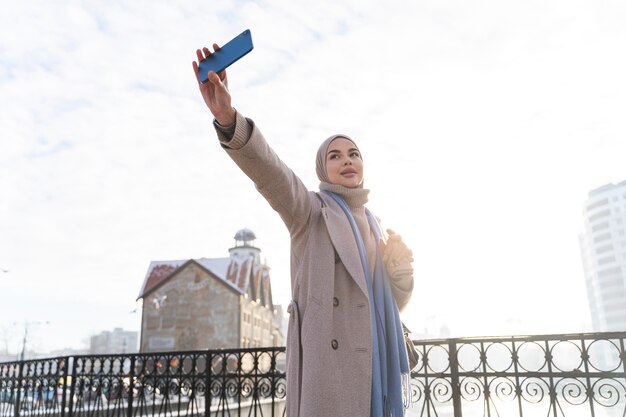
<box><xmin>409</xmin><ymin>332</ymin><xmax>626</xmax><ymax>416</ymax></box>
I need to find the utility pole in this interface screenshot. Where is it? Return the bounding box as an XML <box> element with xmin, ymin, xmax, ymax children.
<box><xmin>19</xmin><ymin>323</ymin><xmax>29</xmax><ymax>362</ymax></box>
<box><xmin>15</xmin><ymin>321</ymin><xmax>50</xmax><ymax>361</ymax></box>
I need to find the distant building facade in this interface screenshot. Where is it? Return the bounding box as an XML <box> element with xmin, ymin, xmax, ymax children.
<box><xmin>579</xmin><ymin>181</ymin><xmax>626</xmax><ymax>331</ymax></box>
<box><xmin>90</xmin><ymin>328</ymin><xmax>138</xmax><ymax>354</ymax></box>
<box><xmin>137</xmin><ymin>229</ymin><xmax>283</xmax><ymax>352</ymax></box>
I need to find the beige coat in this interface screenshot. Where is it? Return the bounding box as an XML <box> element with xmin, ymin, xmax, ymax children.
<box><xmin>216</xmin><ymin>112</ymin><xmax>413</xmax><ymax>417</ymax></box>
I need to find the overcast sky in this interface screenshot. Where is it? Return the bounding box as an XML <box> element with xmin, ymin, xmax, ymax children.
<box><xmin>1</xmin><ymin>0</ymin><xmax>625</xmax><ymax>355</ymax></box>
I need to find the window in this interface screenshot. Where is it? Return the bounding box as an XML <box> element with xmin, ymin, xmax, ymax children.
<box><xmin>593</xmin><ymin>222</ymin><xmax>610</xmax><ymax>232</ymax></box>
<box><xmin>598</xmin><ymin>256</ymin><xmax>616</xmax><ymax>266</ymax></box>
<box><xmin>596</xmin><ymin>244</ymin><xmax>614</xmax><ymax>255</ymax></box>
<box><xmin>594</xmin><ymin>233</ymin><xmax>612</xmax><ymax>243</ymax></box>
<box><xmin>602</xmin><ymin>289</ymin><xmax>626</xmax><ymax>301</ymax></box>
<box><xmin>589</xmin><ymin>209</ymin><xmax>611</xmax><ymax>222</ymax></box>
<box><xmin>606</xmin><ymin>316</ymin><xmax>626</xmax><ymax>326</ymax></box>
<box><xmin>604</xmin><ymin>303</ymin><xmax>626</xmax><ymax>315</ymax></box>
<box><xmin>598</xmin><ymin>267</ymin><xmax>622</xmax><ymax>278</ymax></box>
<box><xmin>587</xmin><ymin>198</ymin><xmax>609</xmax><ymax>211</ymax></box>
<box><xmin>599</xmin><ymin>275</ymin><xmax>624</xmax><ymax>292</ymax></box>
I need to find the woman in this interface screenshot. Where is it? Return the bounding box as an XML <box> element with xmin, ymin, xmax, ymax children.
<box><xmin>193</xmin><ymin>45</ymin><xmax>414</xmax><ymax>417</ymax></box>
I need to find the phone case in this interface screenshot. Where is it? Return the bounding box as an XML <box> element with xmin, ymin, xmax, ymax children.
<box><xmin>198</xmin><ymin>29</ymin><xmax>254</xmax><ymax>83</ymax></box>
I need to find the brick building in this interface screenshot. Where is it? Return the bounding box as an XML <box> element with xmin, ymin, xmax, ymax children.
<box><xmin>137</xmin><ymin>229</ymin><xmax>283</xmax><ymax>352</ymax></box>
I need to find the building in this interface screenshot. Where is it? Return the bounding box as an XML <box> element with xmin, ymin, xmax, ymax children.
<box><xmin>137</xmin><ymin>229</ymin><xmax>283</xmax><ymax>352</ymax></box>
<box><xmin>579</xmin><ymin>181</ymin><xmax>626</xmax><ymax>332</ymax></box>
<box><xmin>47</xmin><ymin>347</ymin><xmax>89</xmax><ymax>357</ymax></box>
<box><xmin>89</xmin><ymin>328</ymin><xmax>138</xmax><ymax>354</ymax></box>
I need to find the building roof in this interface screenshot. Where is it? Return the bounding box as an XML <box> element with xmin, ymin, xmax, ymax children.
<box><xmin>137</xmin><ymin>256</ymin><xmax>274</xmax><ymax>308</ymax></box>
<box><xmin>588</xmin><ymin>180</ymin><xmax>626</xmax><ymax>197</ymax></box>
<box><xmin>234</xmin><ymin>228</ymin><xmax>256</xmax><ymax>243</ymax></box>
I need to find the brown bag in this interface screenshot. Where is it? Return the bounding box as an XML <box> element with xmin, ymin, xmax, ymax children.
<box><xmin>403</xmin><ymin>322</ymin><xmax>419</xmax><ymax>371</ymax></box>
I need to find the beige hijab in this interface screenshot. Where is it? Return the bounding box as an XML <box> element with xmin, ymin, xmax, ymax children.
<box><xmin>315</xmin><ymin>134</ymin><xmax>363</xmax><ymax>188</ymax></box>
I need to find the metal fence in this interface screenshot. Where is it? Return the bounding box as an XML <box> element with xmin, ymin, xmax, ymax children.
<box><xmin>2</xmin><ymin>332</ymin><xmax>626</xmax><ymax>417</ymax></box>
<box><xmin>410</xmin><ymin>332</ymin><xmax>626</xmax><ymax>417</ymax></box>
<box><xmin>0</xmin><ymin>348</ymin><xmax>286</xmax><ymax>417</ymax></box>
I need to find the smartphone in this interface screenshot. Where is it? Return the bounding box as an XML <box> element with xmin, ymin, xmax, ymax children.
<box><xmin>198</xmin><ymin>29</ymin><xmax>254</xmax><ymax>84</ymax></box>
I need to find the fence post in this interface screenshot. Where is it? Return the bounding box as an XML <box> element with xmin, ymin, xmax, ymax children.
<box><xmin>449</xmin><ymin>340</ymin><xmax>463</xmax><ymax>417</ymax></box>
<box><xmin>205</xmin><ymin>351</ymin><xmax>211</xmax><ymax>417</ymax></box>
<box><xmin>14</xmin><ymin>361</ymin><xmax>24</xmax><ymax>417</ymax></box>
<box><xmin>59</xmin><ymin>357</ymin><xmax>69</xmax><ymax>417</ymax></box>
<box><xmin>67</xmin><ymin>357</ymin><xmax>76</xmax><ymax>417</ymax></box>
<box><xmin>127</xmin><ymin>355</ymin><xmax>135</xmax><ymax>417</ymax></box>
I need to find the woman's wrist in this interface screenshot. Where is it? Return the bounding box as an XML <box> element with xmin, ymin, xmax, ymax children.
<box><xmin>215</xmin><ymin>108</ymin><xmax>236</xmax><ymax>127</ymax></box>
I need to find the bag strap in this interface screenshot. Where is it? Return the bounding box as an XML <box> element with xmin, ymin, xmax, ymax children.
<box><xmin>402</xmin><ymin>322</ymin><xmax>412</xmax><ymax>335</ymax></box>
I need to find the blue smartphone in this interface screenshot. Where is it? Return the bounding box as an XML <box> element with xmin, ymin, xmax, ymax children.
<box><xmin>198</xmin><ymin>29</ymin><xmax>254</xmax><ymax>84</ymax></box>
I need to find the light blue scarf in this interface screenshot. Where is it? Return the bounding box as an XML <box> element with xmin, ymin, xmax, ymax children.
<box><xmin>322</xmin><ymin>191</ymin><xmax>410</xmax><ymax>417</ymax></box>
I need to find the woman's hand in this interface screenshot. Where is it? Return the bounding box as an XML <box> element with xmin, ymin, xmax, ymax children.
<box><xmin>383</xmin><ymin>229</ymin><xmax>414</xmax><ymax>268</ymax></box>
<box><xmin>192</xmin><ymin>44</ymin><xmax>236</xmax><ymax>126</ymax></box>
<box><xmin>383</xmin><ymin>229</ymin><xmax>414</xmax><ymax>309</ymax></box>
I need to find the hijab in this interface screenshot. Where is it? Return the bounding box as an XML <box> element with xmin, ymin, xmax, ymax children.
<box><xmin>315</xmin><ymin>134</ymin><xmax>363</xmax><ymax>187</ymax></box>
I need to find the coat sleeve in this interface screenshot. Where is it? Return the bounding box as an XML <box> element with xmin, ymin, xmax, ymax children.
<box><xmin>215</xmin><ymin>111</ymin><xmax>312</xmax><ymax>235</ymax></box>
<box><xmin>388</xmin><ymin>262</ymin><xmax>413</xmax><ymax>312</ymax></box>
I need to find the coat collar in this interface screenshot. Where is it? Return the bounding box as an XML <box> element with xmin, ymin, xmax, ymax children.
<box><xmin>318</xmin><ymin>192</ymin><xmax>369</xmax><ymax>298</ymax></box>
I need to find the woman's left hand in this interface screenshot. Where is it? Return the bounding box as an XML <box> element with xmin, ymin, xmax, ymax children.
<box><xmin>383</xmin><ymin>229</ymin><xmax>414</xmax><ymax>268</ymax></box>
<box><xmin>383</xmin><ymin>229</ymin><xmax>414</xmax><ymax>310</ymax></box>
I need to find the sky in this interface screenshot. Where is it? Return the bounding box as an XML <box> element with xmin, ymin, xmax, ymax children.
<box><xmin>1</xmin><ymin>0</ymin><xmax>625</xmax><ymax>355</ymax></box>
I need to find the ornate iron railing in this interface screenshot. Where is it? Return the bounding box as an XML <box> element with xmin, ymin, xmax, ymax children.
<box><xmin>0</xmin><ymin>348</ymin><xmax>286</xmax><ymax>417</ymax></box>
<box><xmin>2</xmin><ymin>332</ymin><xmax>626</xmax><ymax>417</ymax></box>
<box><xmin>410</xmin><ymin>332</ymin><xmax>626</xmax><ymax>417</ymax></box>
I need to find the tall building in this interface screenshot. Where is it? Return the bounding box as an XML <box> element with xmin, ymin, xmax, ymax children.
<box><xmin>90</xmin><ymin>328</ymin><xmax>138</xmax><ymax>354</ymax></box>
<box><xmin>136</xmin><ymin>229</ymin><xmax>283</xmax><ymax>352</ymax></box>
<box><xmin>579</xmin><ymin>181</ymin><xmax>626</xmax><ymax>332</ymax></box>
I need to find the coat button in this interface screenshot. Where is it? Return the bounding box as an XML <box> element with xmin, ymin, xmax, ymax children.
<box><xmin>333</xmin><ymin>297</ymin><xmax>339</xmax><ymax>307</ymax></box>
<box><xmin>331</xmin><ymin>339</ymin><xmax>339</xmax><ymax>350</ymax></box>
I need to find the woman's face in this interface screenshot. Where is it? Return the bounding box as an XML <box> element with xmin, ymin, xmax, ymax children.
<box><xmin>325</xmin><ymin>138</ymin><xmax>364</xmax><ymax>188</ymax></box>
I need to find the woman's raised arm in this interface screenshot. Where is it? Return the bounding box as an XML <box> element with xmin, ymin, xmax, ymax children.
<box><xmin>192</xmin><ymin>46</ymin><xmax>313</xmax><ymax>235</ymax></box>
